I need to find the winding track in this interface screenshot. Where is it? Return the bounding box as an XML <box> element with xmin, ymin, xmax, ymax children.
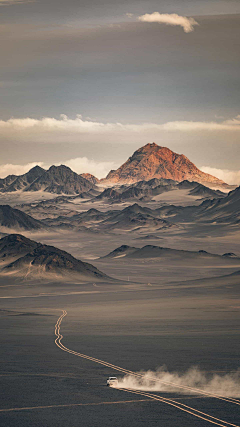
<box><xmin>55</xmin><ymin>310</ymin><xmax>240</xmax><ymax>427</ymax></box>
<box><xmin>0</xmin><ymin>399</ymin><xmax>151</xmax><ymax>413</ymax></box>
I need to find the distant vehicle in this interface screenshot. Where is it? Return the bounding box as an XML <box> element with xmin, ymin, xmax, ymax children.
<box><xmin>107</xmin><ymin>376</ymin><xmax>118</xmax><ymax>387</ymax></box>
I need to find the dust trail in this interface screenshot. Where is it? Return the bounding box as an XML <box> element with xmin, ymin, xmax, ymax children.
<box><xmin>54</xmin><ymin>310</ymin><xmax>240</xmax><ymax>427</ymax></box>
<box><xmin>55</xmin><ymin>311</ymin><xmax>240</xmax><ymax>405</ymax></box>
<box><xmin>116</xmin><ymin>367</ymin><xmax>240</xmax><ymax>398</ymax></box>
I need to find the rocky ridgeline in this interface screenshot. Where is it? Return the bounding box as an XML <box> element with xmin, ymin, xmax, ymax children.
<box><xmin>0</xmin><ymin>165</ymin><xmax>98</xmax><ymax>195</ymax></box>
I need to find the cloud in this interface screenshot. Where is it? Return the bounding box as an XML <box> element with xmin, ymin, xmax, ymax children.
<box><xmin>138</xmin><ymin>12</ymin><xmax>199</xmax><ymax>33</ymax></box>
<box><xmin>65</xmin><ymin>157</ymin><xmax>118</xmax><ymax>179</ymax></box>
<box><xmin>200</xmin><ymin>167</ymin><xmax>240</xmax><ymax>185</ymax></box>
<box><xmin>161</xmin><ymin>117</ymin><xmax>240</xmax><ymax>132</ymax></box>
<box><xmin>0</xmin><ymin>114</ymin><xmax>239</xmax><ymax>144</ymax></box>
<box><xmin>0</xmin><ymin>158</ymin><xmax>118</xmax><ymax>180</ymax></box>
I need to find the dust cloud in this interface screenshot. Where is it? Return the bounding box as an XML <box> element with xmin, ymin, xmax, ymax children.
<box><xmin>115</xmin><ymin>366</ymin><xmax>240</xmax><ymax>398</ymax></box>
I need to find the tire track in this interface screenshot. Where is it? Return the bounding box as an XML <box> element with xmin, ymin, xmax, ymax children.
<box><xmin>54</xmin><ymin>310</ymin><xmax>240</xmax><ymax>427</ymax></box>
<box><xmin>0</xmin><ymin>399</ymin><xmax>151</xmax><ymax>413</ymax></box>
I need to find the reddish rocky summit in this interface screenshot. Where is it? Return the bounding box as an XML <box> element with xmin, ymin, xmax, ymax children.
<box><xmin>103</xmin><ymin>143</ymin><xmax>225</xmax><ymax>186</ymax></box>
<box><xmin>80</xmin><ymin>173</ymin><xmax>100</xmax><ymax>185</ymax></box>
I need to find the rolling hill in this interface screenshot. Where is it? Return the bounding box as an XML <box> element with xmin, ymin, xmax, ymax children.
<box><xmin>0</xmin><ymin>234</ymin><xmax>108</xmax><ymax>281</ymax></box>
<box><xmin>42</xmin><ymin>203</ymin><xmax>175</xmax><ymax>232</ymax></box>
<box><xmin>0</xmin><ymin>205</ymin><xmax>44</xmax><ymax>231</ymax></box>
<box><xmin>101</xmin><ymin>244</ymin><xmax>240</xmax><ymax>263</ymax></box>
<box><xmin>156</xmin><ymin>185</ymin><xmax>240</xmax><ymax>225</ymax></box>
<box><xmin>95</xmin><ymin>179</ymin><xmax>224</xmax><ymax>203</ymax></box>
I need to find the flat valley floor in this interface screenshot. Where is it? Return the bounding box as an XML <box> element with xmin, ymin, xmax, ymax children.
<box><xmin>0</xmin><ymin>194</ymin><xmax>239</xmax><ymax>426</ymax></box>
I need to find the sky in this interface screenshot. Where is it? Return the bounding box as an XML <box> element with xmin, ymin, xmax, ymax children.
<box><xmin>0</xmin><ymin>0</ymin><xmax>240</xmax><ymax>183</ymax></box>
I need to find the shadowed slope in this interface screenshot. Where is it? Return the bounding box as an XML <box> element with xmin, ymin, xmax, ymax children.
<box><xmin>26</xmin><ymin>165</ymin><xmax>94</xmax><ymax>195</ymax></box>
<box><xmin>0</xmin><ymin>234</ymin><xmax>108</xmax><ymax>281</ymax></box>
<box><xmin>0</xmin><ymin>205</ymin><xmax>44</xmax><ymax>230</ymax></box>
<box><xmin>1</xmin><ymin>166</ymin><xmax>45</xmax><ymax>192</ymax></box>
<box><xmin>0</xmin><ymin>234</ymin><xmax>39</xmax><ymax>260</ymax></box>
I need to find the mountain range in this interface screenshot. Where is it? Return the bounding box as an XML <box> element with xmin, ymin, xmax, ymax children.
<box><xmin>156</xmin><ymin>185</ymin><xmax>240</xmax><ymax>224</ymax></box>
<box><xmin>95</xmin><ymin>179</ymin><xmax>224</xmax><ymax>203</ymax></box>
<box><xmin>0</xmin><ymin>234</ymin><xmax>107</xmax><ymax>281</ymax></box>
<box><xmin>40</xmin><ymin>185</ymin><xmax>240</xmax><ymax>232</ymax></box>
<box><xmin>0</xmin><ymin>165</ymin><xmax>95</xmax><ymax>195</ymax></box>
<box><xmin>43</xmin><ymin>203</ymin><xmax>175</xmax><ymax>233</ymax></box>
<box><xmin>0</xmin><ymin>143</ymin><xmax>231</xmax><ymax>196</ymax></box>
<box><xmin>2</xmin><ymin>182</ymin><xmax>238</xmax><ymax>233</ymax></box>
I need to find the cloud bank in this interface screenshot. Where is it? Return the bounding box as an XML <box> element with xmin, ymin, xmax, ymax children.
<box><xmin>201</xmin><ymin>167</ymin><xmax>240</xmax><ymax>185</ymax></box>
<box><xmin>138</xmin><ymin>12</ymin><xmax>198</xmax><ymax>33</ymax></box>
<box><xmin>0</xmin><ymin>114</ymin><xmax>240</xmax><ymax>141</ymax></box>
<box><xmin>65</xmin><ymin>157</ymin><xmax>117</xmax><ymax>178</ymax></box>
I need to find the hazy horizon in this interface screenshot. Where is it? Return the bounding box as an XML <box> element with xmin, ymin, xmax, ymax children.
<box><xmin>0</xmin><ymin>1</ymin><xmax>240</xmax><ymax>183</ymax></box>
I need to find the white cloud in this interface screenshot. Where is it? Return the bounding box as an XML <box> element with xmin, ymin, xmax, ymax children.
<box><xmin>65</xmin><ymin>157</ymin><xmax>118</xmax><ymax>179</ymax></box>
<box><xmin>138</xmin><ymin>12</ymin><xmax>199</xmax><ymax>33</ymax></box>
<box><xmin>161</xmin><ymin>118</ymin><xmax>240</xmax><ymax>131</ymax></box>
<box><xmin>0</xmin><ymin>114</ymin><xmax>239</xmax><ymax>144</ymax></box>
<box><xmin>0</xmin><ymin>114</ymin><xmax>121</xmax><ymax>134</ymax></box>
<box><xmin>200</xmin><ymin>167</ymin><xmax>240</xmax><ymax>185</ymax></box>
<box><xmin>221</xmin><ymin>115</ymin><xmax>240</xmax><ymax>126</ymax></box>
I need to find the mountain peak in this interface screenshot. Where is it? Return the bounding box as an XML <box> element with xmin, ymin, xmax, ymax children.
<box><xmin>143</xmin><ymin>142</ymin><xmax>158</xmax><ymax>149</ymax></box>
<box><xmin>28</xmin><ymin>165</ymin><xmax>45</xmax><ymax>173</ymax></box>
<box><xmin>0</xmin><ymin>165</ymin><xmax>45</xmax><ymax>192</ymax></box>
<box><xmin>80</xmin><ymin>173</ymin><xmax>100</xmax><ymax>184</ymax></box>
<box><xmin>26</xmin><ymin>164</ymin><xmax>94</xmax><ymax>195</ymax></box>
<box><xmin>103</xmin><ymin>143</ymin><xmax>224</xmax><ymax>186</ymax></box>
<box><xmin>48</xmin><ymin>164</ymin><xmax>70</xmax><ymax>172</ymax></box>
